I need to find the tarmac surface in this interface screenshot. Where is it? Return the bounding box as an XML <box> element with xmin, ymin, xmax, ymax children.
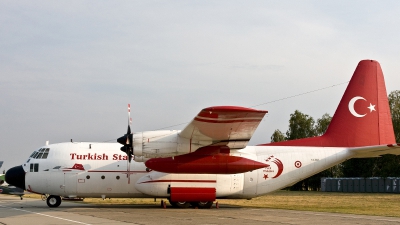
<box><xmin>1</xmin><ymin>195</ymin><xmax>400</xmax><ymax>225</ymax></box>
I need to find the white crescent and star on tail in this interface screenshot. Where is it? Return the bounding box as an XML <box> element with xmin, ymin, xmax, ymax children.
<box><xmin>348</xmin><ymin>96</ymin><xmax>376</xmax><ymax>118</ymax></box>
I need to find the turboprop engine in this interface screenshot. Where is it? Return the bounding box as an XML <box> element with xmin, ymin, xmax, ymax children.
<box><xmin>117</xmin><ymin>104</ymin><xmax>210</xmax><ymax>162</ymax></box>
<box><xmin>118</xmin><ymin>130</ymin><xmax>211</xmax><ymax>161</ymax></box>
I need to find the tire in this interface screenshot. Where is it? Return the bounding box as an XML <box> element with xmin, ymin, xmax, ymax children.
<box><xmin>169</xmin><ymin>200</ymin><xmax>190</xmax><ymax>208</ymax></box>
<box><xmin>191</xmin><ymin>201</ymin><xmax>213</xmax><ymax>209</ymax></box>
<box><xmin>46</xmin><ymin>195</ymin><xmax>62</xmax><ymax>208</ymax></box>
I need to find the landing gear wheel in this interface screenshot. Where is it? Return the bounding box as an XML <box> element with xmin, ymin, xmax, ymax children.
<box><xmin>169</xmin><ymin>200</ymin><xmax>190</xmax><ymax>208</ymax></box>
<box><xmin>191</xmin><ymin>201</ymin><xmax>213</xmax><ymax>209</ymax></box>
<box><xmin>46</xmin><ymin>195</ymin><xmax>62</xmax><ymax>208</ymax></box>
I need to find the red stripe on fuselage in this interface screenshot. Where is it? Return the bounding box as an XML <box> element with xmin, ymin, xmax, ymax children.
<box><xmin>27</xmin><ymin>185</ymin><xmax>42</xmax><ymax>195</ymax></box>
<box><xmin>87</xmin><ymin>170</ymin><xmax>147</xmax><ymax>173</ymax></box>
<box><xmin>139</xmin><ymin>180</ymin><xmax>217</xmax><ymax>184</ymax></box>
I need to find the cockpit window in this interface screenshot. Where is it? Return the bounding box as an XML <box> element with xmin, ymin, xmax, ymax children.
<box><xmin>42</xmin><ymin>148</ymin><xmax>50</xmax><ymax>159</ymax></box>
<box><xmin>33</xmin><ymin>148</ymin><xmax>50</xmax><ymax>159</ymax></box>
<box><xmin>31</xmin><ymin>151</ymin><xmax>39</xmax><ymax>158</ymax></box>
<box><xmin>29</xmin><ymin>151</ymin><xmax>36</xmax><ymax>158</ymax></box>
<box><xmin>36</xmin><ymin>152</ymin><xmax>44</xmax><ymax>159</ymax></box>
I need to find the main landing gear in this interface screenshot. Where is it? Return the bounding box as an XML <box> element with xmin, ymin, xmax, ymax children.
<box><xmin>191</xmin><ymin>201</ymin><xmax>213</xmax><ymax>209</ymax></box>
<box><xmin>168</xmin><ymin>199</ymin><xmax>214</xmax><ymax>209</ymax></box>
<box><xmin>46</xmin><ymin>195</ymin><xmax>62</xmax><ymax>208</ymax></box>
<box><xmin>169</xmin><ymin>201</ymin><xmax>191</xmax><ymax>208</ymax></box>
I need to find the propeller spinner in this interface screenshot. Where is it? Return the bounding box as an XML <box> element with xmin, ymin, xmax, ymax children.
<box><xmin>117</xmin><ymin>104</ymin><xmax>133</xmax><ymax>162</ymax></box>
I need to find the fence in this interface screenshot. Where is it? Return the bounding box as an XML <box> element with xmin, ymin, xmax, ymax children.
<box><xmin>321</xmin><ymin>177</ymin><xmax>400</xmax><ymax>193</ymax></box>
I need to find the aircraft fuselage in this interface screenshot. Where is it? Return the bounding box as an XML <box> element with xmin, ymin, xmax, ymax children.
<box><xmin>21</xmin><ymin>142</ymin><xmax>349</xmax><ymax>199</ymax></box>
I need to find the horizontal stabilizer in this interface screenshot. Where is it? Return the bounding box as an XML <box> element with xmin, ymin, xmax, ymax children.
<box><xmin>349</xmin><ymin>144</ymin><xmax>400</xmax><ymax>158</ymax></box>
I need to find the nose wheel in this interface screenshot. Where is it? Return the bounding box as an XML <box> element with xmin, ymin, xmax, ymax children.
<box><xmin>46</xmin><ymin>195</ymin><xmax>62</xmax><ymax>208</ymax></box>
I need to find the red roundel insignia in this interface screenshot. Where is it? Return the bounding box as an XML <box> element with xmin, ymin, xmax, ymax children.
<box><xmin>294</xmin><ymin>161</ymin><xmax>302</xmax><ymax>168</ymax></box>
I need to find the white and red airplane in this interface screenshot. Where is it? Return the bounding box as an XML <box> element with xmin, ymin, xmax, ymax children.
<box><xmin>6</xmin><ymin>60</ymin><xmax>400</xmax><ymax>208</ymax></box>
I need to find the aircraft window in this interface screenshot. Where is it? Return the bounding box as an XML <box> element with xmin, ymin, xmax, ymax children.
<box><xmin>30</xmin><ymin>163</ymin><xmax>39</xmax><ymax>172</ymax></box>
<box><xmin>42</xmin><ymin>148</ymin><xmax>50</xmax><ymax>159</ymax></box>
<box><xmin>101</xmin><ymin>175</ymin><xmax>105</xmax><ymax>179</ymax></box>
<box><xmin>86</xmin><ymin>175</ymin><xmax>90</xmax><ymax>179</ymax></box>
<box><xmin>32</xmin><ymin>152</ymin><xmax>39</xmax><ymax>158</ymax></box>
<box><xmin>26</xmin><ymin>159</ymin><xmax>30</xmax><ymax>163</ymax></box>
<box><xmin>53</xmin><ymin>166</ymin><xmax>61</xmax><ymax>169</ymax></box>
<box><xmin>36</xmin><ymin>152</ymin><xmax>44</xmax><ymax>159</ymax></box>
<box><xmin>29</xmin><ymin>152</ymin><xmax>36</xmax><ymax>158</ymax></box>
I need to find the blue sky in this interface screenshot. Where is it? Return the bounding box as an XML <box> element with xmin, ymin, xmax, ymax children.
<box><xmin>1</xmin><ymin>1</ymin><xmax>400</xmax><ymax>170</ymax></box>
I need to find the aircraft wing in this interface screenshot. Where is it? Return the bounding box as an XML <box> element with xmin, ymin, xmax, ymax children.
<box><xmin>349</xmin><ymin>144</ymin><xmax>400</xmax><ymax>158</ymax></box>
<box><xmin>179</xmin><ymin>106</ymin><xmax>267</xmax><ymax>150</ymax></box>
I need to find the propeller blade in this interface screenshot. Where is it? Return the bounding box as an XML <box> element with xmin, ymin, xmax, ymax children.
<box><xmin>118</xmin><ymin>104</ymin><xmax>134</xmax><ymax>165</ymax></box>
<box><xmin>127</xmin><ymin>104</ymin><xmax>131</xmax><ymax>134</ymax></box>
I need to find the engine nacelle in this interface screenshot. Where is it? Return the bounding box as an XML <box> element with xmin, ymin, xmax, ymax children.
<box><xmin>132</xmin><ymin>130</ymin><xmax>186</xmax><ymax>158</ymax></box>
<box><xmin>131</xmin><ymin>130</ymin><xmax>215</xmax><ymax>158</ymax></box>
<box><xmin>133</xmin><ymin>155</ymin><xmax>149</xmax><ymax>162</ymax></box>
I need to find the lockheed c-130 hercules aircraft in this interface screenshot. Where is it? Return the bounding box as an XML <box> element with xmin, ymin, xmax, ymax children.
<box><xmin>6</xmin><ymin>60</ymin><xmax>400</xmax><ymax>208</ymax></box>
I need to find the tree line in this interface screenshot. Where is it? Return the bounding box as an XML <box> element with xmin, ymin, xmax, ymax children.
<box><xmin>270</xmin><ymin>90</ymin><xmax>400</xmax><ymax>191</ymax></box>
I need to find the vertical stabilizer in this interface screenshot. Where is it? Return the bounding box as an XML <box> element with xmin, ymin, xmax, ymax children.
<box><xmin>262</xmin><ymin>60</ymin><xmax>395</xmax><ymax>147</ymax></box>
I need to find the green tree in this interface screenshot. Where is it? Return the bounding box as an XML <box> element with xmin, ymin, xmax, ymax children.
<box><xmin>315</xmin><ymin>113</ymin><xmax>332</xmax><ymax>136</ymax></box>
<box><xmin>286</xmin><ymin>110</ymin><xmax>316</xmax><ymax>140</ymax></box>
<box><xmin>270</xmin><ymin>129</ymin><xmax>286</xmax><ymax>142</ymax></box>
<box><xmin>389</xmin><ymin>90</ymin><xmax>400</xmax><ymax>142</ymax></box>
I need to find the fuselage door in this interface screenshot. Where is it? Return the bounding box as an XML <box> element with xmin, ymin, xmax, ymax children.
<box><xmin>64</xmin><ymin>173</ymin><xmax>77</xmax><ymax>196</ymax></box>
<box><xmin>243</xmin><ymin>169</ymin><xmax>258</xmax><ymax>196</ymax></box>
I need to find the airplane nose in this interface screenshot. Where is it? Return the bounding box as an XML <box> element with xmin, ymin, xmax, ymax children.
<box><xmin>5</xmin><ymin>165</ymin><xmax>26</xmax><ymax>190</ymax></box>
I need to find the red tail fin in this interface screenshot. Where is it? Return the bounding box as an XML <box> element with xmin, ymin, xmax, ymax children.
<box><xmin>262</xmin><ymin>60</ymin><xmax>395</xmax><ymax>147</ymax></box>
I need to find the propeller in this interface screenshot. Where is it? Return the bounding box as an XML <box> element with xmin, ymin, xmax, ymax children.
<box><xmin>117</xmin><ymin>104</ymin><xmax>134</xmax><ymax>162</ymax></box>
